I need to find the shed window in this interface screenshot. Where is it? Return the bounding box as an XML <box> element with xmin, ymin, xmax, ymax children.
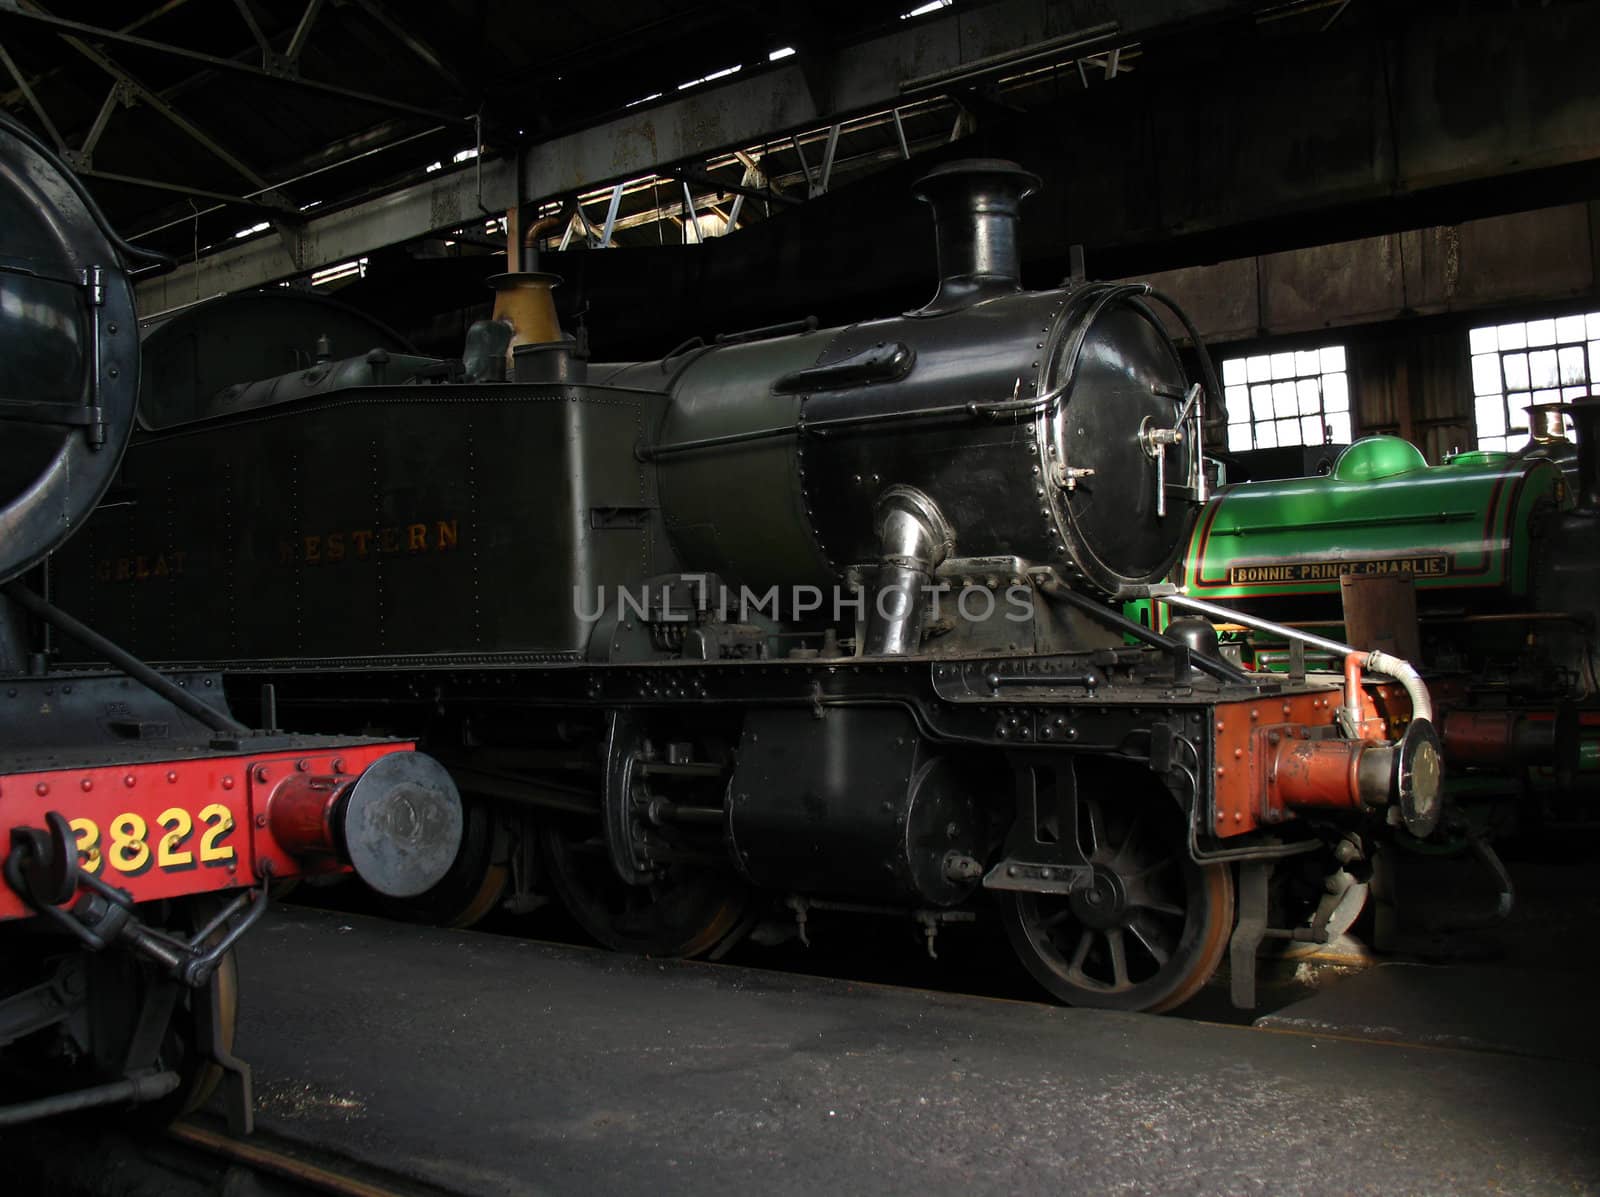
<box><xmin>1468</xmin><ymin>312</ymin><xmax>1599</xmax><ymax>451</ymax></box>
<box><xmin>1220</xmin><ymin>346</ymin><xmax>1350</xmax><ymax>452</ymax></box>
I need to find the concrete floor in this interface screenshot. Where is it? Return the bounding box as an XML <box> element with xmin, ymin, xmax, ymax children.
<box><xmin>223</xmin><ymin>906</ymin><xmax>1600</xmax><ymax>1196</ymax></box>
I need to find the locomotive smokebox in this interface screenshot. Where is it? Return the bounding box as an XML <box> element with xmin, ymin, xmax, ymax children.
<box><xmin>913</xmin><ymin>158</ymin><xmax>1040</xmax><ymax>315</ymax></box>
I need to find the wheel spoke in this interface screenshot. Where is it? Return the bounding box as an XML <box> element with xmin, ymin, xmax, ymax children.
<box><xmin>1129</xmin><ymin>854</ymin><xmax>1175</xmax><ymax>881</ymax></box>
<box><xmin>1129</xmin><ymin>920</ymin><xmax>1170</xmax><ymax>968</ymax></box>
<box><xmin>1041</xmin><ymin>905</ymin><xmax>1077</xmax><ymax>931</ymax></box>
<box><xmin>1133</xmin><ymin>897</ymin><xmax>1185</xmax><ymax>918</ymax></box>
<box><xmin>1107</xmin><ymin>927</ymin><xmax>1130</xmax><ymax>989</ymax></box>
<box><xmin>1082</xmin><ymin>798</ymin><xmax>1110</xmax><ymax>860</ymax></box>
<box><xmin>1069</xmin><ymin>928</ymin><xmax>1094</xmax><ymax>973</ymax></box>
<box><xmin>1112</xmin><ymin>818</ymin><xmax>1142</xmax><ymax>868</ymax></box>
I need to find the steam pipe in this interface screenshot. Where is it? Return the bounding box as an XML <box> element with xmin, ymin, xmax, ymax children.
<box><xmin>1152</xmin><ymin>588</ymin><xmax>1434</xmax><ymax>724</ymax></box>
<box><xmin>865</xmin><ymin>487</ymin><xmax>954</xmax><ymax>656</ymax></box>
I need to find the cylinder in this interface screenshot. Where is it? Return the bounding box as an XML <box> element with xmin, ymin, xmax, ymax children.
<box><xmin>1440</xmin><ymin>709</ymin><xmax>1557</xmax><ymax>765</ymax></box>
<box><xmin>1266</xmin><ymin>720</ymin><xmax>1442</xmax><ymax>838</ymax></box>
<box><xmin>1269</xmin><ymin>736</ymin><xmax>1394</xmax><ymax>814</ymax></box>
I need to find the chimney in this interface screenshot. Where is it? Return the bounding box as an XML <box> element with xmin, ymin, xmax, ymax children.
<box><xmin>1527</xmin><ymin>402</ymin><xmax>1570</xmax><ymax>446</ymax></box>
<box><xmin>1566</xmin><ymin>398</ymin><xmax>1600</xmax><ymax>511</ymax></box>
<box><xmin>912</xmin><ymin>158</ymin><xmax>1040</xmax><ymax>316</ymax></box>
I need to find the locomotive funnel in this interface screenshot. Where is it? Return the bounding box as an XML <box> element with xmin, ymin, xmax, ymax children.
<box><xmin>912</xmin><ymin>158</ymin><xmax>1040</xmax><ymax>315</ymax></box>
<box><xmin>1563</xmin><ymin>397</ymin><xmax>1600</xmax><ymax>512</ymax></box>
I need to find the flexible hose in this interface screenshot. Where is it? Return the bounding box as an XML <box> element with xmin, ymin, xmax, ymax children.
<box><xmin>1365</xmin><ymin>649</ymin><xmax>1434</xmax><ymax>724</ymax></box>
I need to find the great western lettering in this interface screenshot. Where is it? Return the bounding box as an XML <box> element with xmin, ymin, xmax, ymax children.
<box><xmin>281</xmin><ymin>519</ymin><xmax>461</xmax><ymax>565</ymax></box>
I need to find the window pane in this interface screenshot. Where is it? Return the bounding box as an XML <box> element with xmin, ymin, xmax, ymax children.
<box><xmin>1475</xmin><ymin>395</ymin><xmax>1505</xmax><ymax>437</ymax></box>
<box><xmin>1251</xmin><ymin>384</ymin><xmax>1274</xmax><ymax>422</ymax></box>
<box><xmin>1268</xmin><ymin>352</ymin><xmax>1295</xmax><ymax>380</ymax></box>
<box><xmin>1301</xmin><ymin>414</ymin><xmax>1324</xmax><ymax>444</ymax></box>
<box><xmin>1246</xmin><ymin>354</ymin><xmax>1270</xmax><ymax>383</ymax></box>
<box><xmin>1225</xmin><ymin>384</ymin><xmax>1248</xmax><ymax>415</ymax></box>
<box><xmin>1508</xmin><ymin>393</ymin><xmax>1533</xmax><ymax>432</ymax></box>
<box><xmin>1277</xmin><ymin>417</ymin><xmax>1300</xmax><ymax>446</ymax></box>
<box><xmin>1223</xmin><ymin>358</ymin><xmax>1247</xmax><ymax>386</ymax></box>
<box><xmin>1589</xmin><ymin>313</ymin><xmax>1600</xmax><ymax>341</ymax></box>
<box><xmin>1592</xmin><ymin>341</ymin><xmax>1600</xmax><ymax>384</ymax></box>
<box><xmin>1323</xmin><ymin>372</ymin><xmax>1349</xmax><ymax>412</ymax></box>
<box><xmin>1526</xmin><ymin>318</ymin><xmax>1556</xmax><ymax>347</ymax></box>
<box><xmin>1497</xmin><ymin>322</ymin><xmax>1527</xmax><ymax>351</ymax></box>
<box><xmin>1273</xmin><ymin>380</ymin><xmax>1297</xmax><ymax>418</ymax></box>
<box><xmin>1469</xmin><ymin>325</ymin><xmax>1498</xmax><ymax>355</ymax></box>
<box><xmin>1529</xmin><ymin>348</ymin><xmax>1559</xmax><ymax>388</ymax></box>
<box><xmin>1562</xmin><ymin>385</ymin><xmax>1589</xmax><ymax>401</ymax></box>
<box><xmin>1327</xmin><ymin>411</ymin><xmax>1351</xmax><ymax>443</ymax></box>
<box><xmin>1256</xmin><ymin>419</ymin><xmax>1278</xmax><ymax>448</ymax></box>
<box><xmin>1297</xmin><ymin>378</ymin><xmax>1322</xmax><ymax>414</ymax></box>
<box><xmin>1228</xmin><ymin>422</ymin><xmax>1253</xmax><ymax>451</ymax></box>
<box><xmin>1471</xmin><ymin>353</ymin><xmax>1503</xmax><ymax>396</ymax></box>
<box><xmin>1294</xmin><ymin>349</ymin><xmax>1322</xmax><ymax>376</ymax></box>
<box><xmin>1559</xmin><ymin>345</ymin><xmax>1587</xmax><ymax>385</ymax></box>
<box><xmin>1556</xmin><ymin>314</ymin><xmax>1587</xmax><ymax>344</ymax></box>
<box><xmin>1319</xmin><ymin>345</ymin><xmax>1346</xmax><ymax>373</ymax></box>
<box><xmin>1503</xmin><ymin>353</ymin><xmax>1530</xmax><ymax>391</ymax></box>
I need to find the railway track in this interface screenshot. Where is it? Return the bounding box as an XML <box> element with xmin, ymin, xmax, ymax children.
<box><xmin>0</xmin><ymin>1116</ymin><xmax>460</xmax><ymax>1197</ymax></box>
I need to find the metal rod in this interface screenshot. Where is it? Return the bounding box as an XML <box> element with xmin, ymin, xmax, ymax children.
<box><xmin>78</xmin><ymin>83</ymin><xmax>119</xmax><ymax>161</ymax></box>
<box><xmin>1158</xmin><ymin>591</ymin><xmax>1358</xmax><ymax>659</ymax></box>
<box><xmin>129</xmin><ymin>123</ymin><xmax>446</xmax><ymax>240</ymax></box>
<box><xmin>81</xmin><ymin>167</ymin><xmax>292</xmax><ymax>214</ymax></box>
<box><xmin>670</xmin><ymin>164</ymin><xmax>798</xmax><ymax>207</ymax></box>
<box><xmin>891</xmin><ymin>107</ymin><xmax>909</xmax><ymax>159</ymax></box>
<box><xmin>1155</xmin><ymin>589</ymin><xmax>1434</xmax><ymax>722</ymax></box>
<box><xmin>348</xmin><ymin>0</ymin><xmax>467</xmax><ymax>94</ymax></box>
<box><xmin>789</xmin><ymin>133</ymin><xmax>815</xmax><ymax>191</ymax></box>
<box><xmin>0</xmin><ymin>6</ymin><xmax>469</xmax><ymax>125</ymax></box>
<box><xmin>0</xmin><ymin>37</ymin><xmax>65</xmax><ymax>150</ymax></box>
<box><xmin>680</xmin><ymin>180</ymin><xmax>698</xmax><ymax>244</ymax></box>
<box><xmin>817</xmin><ymin>123</ymin><xmax>841</xmax><ymax>194</ymax></box>
<box><xmin>1039</xmin><ymin>582</ymin><xmax>1252</xmax><ymax>685</ymax></box>
<box><xmin>230</xmin><ymin>0</ymin><xmax>272</xmax><ymax>62</ymax></box>
<box><xmin>1</xmin><ymin>583</ymin><xmax>249</xmax><ymax>734</ymax></box>
<box><xmin>899</xmin><ymin>21</ymin><xmax>1120</xmax><ymax>94</ymax></box>
<box><xmin>284</xmin><ymin>0</ymin><xmax>323</xmax><ymax>64</ymax></box>
<box><xmin>0</xmin><ymin>1071</ymin><xmax>180</xmax><ymax>1126</ymax></box>
<box><xmin>44</xmin><ymin>25</ymin><xmax>268</xmax><ymax>188</ymax></box>
<box><xmin>600</xmin><ymin>182</ymin><xmax>624</xmax><ymax>248</ymax></box>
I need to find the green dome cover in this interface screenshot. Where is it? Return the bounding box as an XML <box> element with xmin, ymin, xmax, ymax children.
<box><xmin>1332</xmin><ymin>436</ymin><xmax>1428</xmax><ymax>482</ymax></box>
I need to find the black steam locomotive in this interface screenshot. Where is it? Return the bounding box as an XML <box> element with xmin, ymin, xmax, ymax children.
<box><xmin>53</xmin><ymin>159</ymin><xmax>1442</xmax><ymax>1013</ymax></box>
<box><xmin>0</xmin><ymin>113</ymin><xmax>462</xmax><ymax>1129</ymax></box>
